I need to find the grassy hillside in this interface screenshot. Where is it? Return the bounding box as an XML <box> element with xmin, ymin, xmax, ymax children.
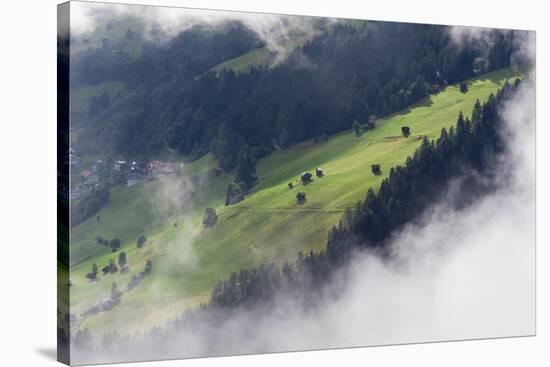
<box><xmin>69</xmin><ymin>66</ymin><xmax>525</xmax><ymax>336</ymax></box>
<box><xmin>211</xmin><ymin>33</ymin><xmax>316</xmax><ymax>75</ymax></box>
<box><xmin>209</xmin><ymin>19</ymin><xmax>367</xmax><ymax>75</ymax></box>
<box><xmin>70</xmin><ymin>81</ymin><xmax>125</xmax><ymax>117</ymax></box>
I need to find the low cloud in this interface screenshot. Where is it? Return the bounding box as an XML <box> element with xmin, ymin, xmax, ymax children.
<box><xmin>148</xmin><ymin>174</ymin><xmax>200</xmax><ymax>268</ymax></box>
<box><xmin>448</xmin><ymin>25</ymin><xmax>495</xmax><ymax>48</ymax></box>
<box><xmin>448</xmin><ymin>25</ymin><xmax>536</xmax><ymax>69</ymax></box>
<box><xmin>70</xmin><ymin>2</ymin><xmax>319</xmax><ymax>58</ymax></box>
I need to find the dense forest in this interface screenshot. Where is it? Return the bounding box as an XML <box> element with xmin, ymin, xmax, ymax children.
<box><xmin>74</xmin><ymin>21</ymin><xmax>520</xmax><ymax>176</ymax></box>
<box><xmin>69</xmin><ymin>78</ymin><xmax>524</xmax><ymax>359</ymax></box>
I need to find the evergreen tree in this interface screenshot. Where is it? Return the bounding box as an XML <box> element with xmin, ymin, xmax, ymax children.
<box><xmin>86</xmin><ymin>263</ymin><xmax>98</xmax><ymax>281</ymax></box>
<box><xmin>352</xmin><ymin>120</ymin><xmax>361</xmax><ymax>136</ymax></box>
<box><xmin>110</xmin><ymin>238</ymin><xmax>121</xmax><ymax>252</ymax></box>
<box><xmin>409</xmin><ymin>75</ymin><xmax>428</xmax><ymax>102</ymax></box>
<box><xmin>118</xmin><ymin>252</ymin><xmax>127</xmax><ymax>268</ymax></box>
<box><xmin>136</xmin><ymin>235</ymin><xmax>147</xmax><ymax>248</ymax></box>
<box><xmin>235</xmin><ymin>145</ymin><xmax>257</xmax><ymax>190</ymax></box>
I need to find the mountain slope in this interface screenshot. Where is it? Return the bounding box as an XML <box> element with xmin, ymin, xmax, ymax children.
<box><xmin>69</xmin><ymin>66</ymin><xmax>525</xmax><ymax>335</ymax></box>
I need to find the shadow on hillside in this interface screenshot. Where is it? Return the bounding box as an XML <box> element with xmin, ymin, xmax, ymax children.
<box><xmin>387</xmin><ymin>96</ymin><xmax>434</xmax><ymax>119</ymax></box>
<box><xmin>414</xmin><ymin>96</ymin><xmax>434</xmax><ymax>108</ymax></box>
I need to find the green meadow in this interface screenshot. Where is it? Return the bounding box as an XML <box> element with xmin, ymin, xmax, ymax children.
<box><xmin>70</xmin><ymin>81</ymin><xmax>125</xmax><ymax>117</ymax></box>
<box><xmin>211</xmin><ymin>33</ymin><xmax>316</xmax><ymax>75</ymax></box>
<box><xmin>69</xmin><ymin>66</ymin><xmax>525</xmax><ymax>335</ymax></box>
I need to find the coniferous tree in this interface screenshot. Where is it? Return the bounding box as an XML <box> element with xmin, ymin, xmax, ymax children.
<box><xmin>353</xmin><ymin>120</ymin><xmax>361</xmax><ymax>136</ymax></box>
<box><xmin>235</xmin><ymin>145</ymin><xmax>257</xmax><ymax>190</ymax></box>
<box><xmin>136</xmin><ymin>235</ymin><xmax>147</xmax><ymax>248</ymax></box>
<box><xmin>118</xmin><ymin>252</ymin><xmax>127</xmax><ymax>268</ymax></box>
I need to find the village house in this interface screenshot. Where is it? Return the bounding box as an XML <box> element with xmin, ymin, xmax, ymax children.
<box><xmin>114</xmin><ymin>160</ymin><xmax>128</xmax><ymax>172</ymax></box>
<box><xmin>316</xmin><ymin>167</ymin><xmax>324</xmax><ymax>177</ymax></box>
<box><xmin>66</xmin><ymin>149</ymin><xmax>81</xmax><ymax>171</ymax></box>
<box><xmin>127</xmin><ymin>161</ymin><xmax>147</xmax><ymax>187</ymax></box>
<box><xmin>69</xmin><ymin>187</ymin><xmax>81</xmax><ymax>200</ymax></box>
<box><xmin>80</xmin><ymin>169</ymin><xmax>99</xmax><ymax>185</ymax></box>
<box><xmin>148</xmin><ymin>160</ymin><xmax>177</xmax><ymax>177</ymax></box>
<box><xmin>80</xmin><ymin>169</ymin><xmax>92</xmax><ymax>181</ymax></box>
<box><xmin>94</xmin><ymin>159</ymin><xmax>105</xmax><ymax>170</ymax></box>
<box><xmin>430</xmin><ymin>84</ymin><xmax>440</xmax><ymax>94</ymax></box>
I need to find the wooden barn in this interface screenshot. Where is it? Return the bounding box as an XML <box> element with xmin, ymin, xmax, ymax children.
<box><xmin>316</xmin><ymin>167</ymin><xmax>324</xmax><ymax>177</ymax></box>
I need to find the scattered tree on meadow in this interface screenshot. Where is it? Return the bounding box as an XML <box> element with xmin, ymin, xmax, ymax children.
<box><xmin>118</xmin><ymin>252</ymin><xmax>127</xmax><ymax>268</ymax></box>
<box><xmin>102</xmin><ymin>259</ymin><xmax>118</xmax><ymax>275</ymax></box>
<box><xmin>296</xmin><ymin>192</ymin><xmax>307</xmax><ymax>204</ymax></box>
<box><xmin>86</xmin><ymin>263</ymin><xmax>98</xmax><ymax>281</ymax></box>
<box><xmin>460</xmin><ymin>82</ymin><xmax>469</xmax><ymax>93</ymax></box>
<box><xmin>110</xmin><ymin>238</ymin><xmax>121</xmax><ymax>252</ymax></box>
<box><xmin>202</xmin><ymin>208</ymin><xmax>218</xmax><ymax>228</ymax></box>
<box><xmin>136</xmin><ymin>235</ymin><xmax>147</xmax><ymax>248</ymax></box>
<box><xmin>371</xmin><ymin>164</ymin><xmax>382</xmax><ymax>175</ymax></box>
<box><xmin>401</xmin><ymin>126</ymin><xmax>411</xmax><ymax>137</ymax></box>
<box><xmin>144</xmin><ymin>259</ymin><xmax>153</xmax><ymax>275</ymax></box>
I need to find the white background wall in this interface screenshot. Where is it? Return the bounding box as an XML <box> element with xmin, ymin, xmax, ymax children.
<box><xmin>0</xmin><ymin>0</ymin><xmax>547</xmax><ymax>365</ymax></box>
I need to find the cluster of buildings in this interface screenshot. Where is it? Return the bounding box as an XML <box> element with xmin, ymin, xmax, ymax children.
<box><xmin>116</xmin><ymin>159</ymin><xmax>179</xmax><ymax>186</ymax></box>
<box><xmin>67</xmin><ymin>156</ymin><xmax>105</xmax><ymax>200</ymax></box>
<box><xmin>64</xmin><ymin>148</ymin><xmax>181</xmax><ymax>200</ymax></box>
